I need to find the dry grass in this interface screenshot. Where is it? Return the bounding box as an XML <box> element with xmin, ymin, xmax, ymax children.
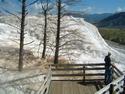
<box><xmin>0</xmin><ymin>46</ymin><xmax>51</xmax><ymax>72</ymax></box>
<box><xmin>46</xmin><ymin>56</ymin><xmax>71</xmax><ymax>64</ymax></box>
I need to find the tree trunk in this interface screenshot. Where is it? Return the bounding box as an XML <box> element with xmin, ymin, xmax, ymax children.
<box><xmin>42</xmin><ymin>10</ymin><xmax>47</xmax><ymax>59</ymax></box>
<box><xmin>54</xmin><ymin>0</ymin><xmax>61</xmax><ymax>64</ymax></box>
<box><xmin>19</xmin><ymin>0</ymin><xmax>26</xmax><ymax>71</ymax></box>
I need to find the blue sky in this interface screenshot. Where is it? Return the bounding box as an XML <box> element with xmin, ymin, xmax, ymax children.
<box><xmin>0</xmin><ymin>0</ymin><xmax>125</xmax><ymax>14</ymax></box>
<box><xmin>77</xmin><ymin>0</ymin><xmax>125</xmax><ymax>14</ymax></box>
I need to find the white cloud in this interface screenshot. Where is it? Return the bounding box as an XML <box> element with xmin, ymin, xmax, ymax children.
<box><xmin>116</xmin><ymin>7</ymin><xmax>125</xmax><ymax>12</ymax></box>
<box><xmin>34</xmin><ymin>3</ymin><xmax>42</xmax><ymax>10</ymax></box>
<box><xmin>81</xmin><ymin>6</ymin><xmax>93</xmax><ymax>13</ymax></box>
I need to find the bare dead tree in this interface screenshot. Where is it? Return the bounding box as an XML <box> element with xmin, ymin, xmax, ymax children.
<box><xmin>39</xmin><ymin>0</ymin><xmax>53</xmax><ymax>59</ymax></box>
<box><xmin>18</xmin><ymin>0</ymin><xmax>27</xmax><ymax>71</ymax></box>
<box><xmin>54</xmin><ymin>0</ymin><xmax>81</xmax><ymax>64</ymax></box>
<box><xmin>54</xmin><ymin>0</ymin><xmax>61</xmax><ymax>64</ymax></box>
<box><xmin>0</xmin><ymin>0</ymin><xmax>39</xmax><ymax>71</ymax></box>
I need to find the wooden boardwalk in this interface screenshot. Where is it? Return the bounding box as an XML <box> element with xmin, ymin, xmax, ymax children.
<box><xmin>49</xmin><ymin>81</ymin><xmax>104</xmax><ymax>94</ymax></box>
<box><xmin>47</xmin><ymin>63</ymin><xmax>124</xmax><ymax>94</ymax></box>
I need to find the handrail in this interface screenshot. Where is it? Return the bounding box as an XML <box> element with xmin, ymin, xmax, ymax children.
<box><xmin>36</xmin><ymin>67</ymin><xmax>52</xmax><ymax>94</ymax></box>
<box><xmin>112</xmin><ymin>64</ymin><xmax>123</xmax><ymax>75</ymax></box>
<box><xmin>51</xmin><ymin>63</ymin><xmax>124</xmax><ymax>81</ymax></box>
<box><xmin>95</xmin><ymin>64</ymin><xmax>124</xmax><ymax>94</ymax></box>
<box><xmin>51</xmin><ymin>63</ymin><xmax>105</xmax><ymax>66</ymax></box>
<box><xmin>95</xmin><ymin>75</ymin><xmax>125</xmax><ymax>94</ymax></box>
<box><xmin>0</xmin><ymin>67</ymin><xmax>52</xmax><ymax>94</ymax></box>
<box><xmin>51</xmin><ymin>63</ymin><xmax>105</xmax><ymax>81</ymax></box>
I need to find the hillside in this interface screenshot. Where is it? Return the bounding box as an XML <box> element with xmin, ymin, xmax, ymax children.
<box><xmin>97</xmin><ymin>12</ymin><xmax>125</xmax><ymax>28</ymax></box>
<box><xmin>0</xmin><ymin>16</ymin><xmax>125</xmax><ymax>93</ymax></box>
<box><xmin>99</xmin><ymin>28</ymin><xmax>125</xmax><ymax>45</ymax></box>
<box><xmin>84</xmin><ymin>13</ymin><xmax>112</xmax><ymax>23</ymax></box>
<box><xmin>0</xmin><ymin>16</ymin><xmax>125</xmax><ymax>64</ymax></box>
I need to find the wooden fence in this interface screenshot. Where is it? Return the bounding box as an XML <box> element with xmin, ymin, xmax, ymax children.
<box><xmin>51</xmin><ymin>63</ymin><xmax>106</xmax><ymax>81</ymax></box>
<box><xmin>51</xmin><ymin>63</ymin><xmax>123</xmax><ymax>81</ymax></box>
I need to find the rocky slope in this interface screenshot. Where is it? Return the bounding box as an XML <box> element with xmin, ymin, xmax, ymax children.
<box><xmin>0</xmin><ymin>15</ymin><xmax>125</xmax><ymax>66</ymax></box>
<box><xmin>0</xmin><ymin>15</ymin><xmax>125</xmax><ymax>93</ymax></box>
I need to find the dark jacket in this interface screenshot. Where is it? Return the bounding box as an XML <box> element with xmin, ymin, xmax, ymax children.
<box><xmin>104</xmin><ymin>55</ymin><xmax>111</xmax><ymax>68</ymax></box>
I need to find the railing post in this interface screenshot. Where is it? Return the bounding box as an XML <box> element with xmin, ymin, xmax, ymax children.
<box><xmin>83</xmin><ymin>65</ymin><xmax>85</xmax><ymax>82</ymax></box>
<box><xmin>109</xmin><ymin>84</ymin><xmax>114</xmax><ymax>94</ymax></box>
<box><xmin>112</xmin><ymin>65</ymin><xmax>115</xmax><ymax>79</ymax></box>
<box><xmin>123</xmin><ymin>76</ymin><xmax>125</xmax><ymax>93</ymax></box>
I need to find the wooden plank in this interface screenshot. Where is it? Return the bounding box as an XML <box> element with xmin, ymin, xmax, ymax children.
<box><xmin>83</xmin><ymin>65</ymin><xmax>85</xmax><ymax>81</ymax></box>
<box><xmin>89</xmin><ymin>85</ymin><xmax>98</xmax><ymax>94</ymax></box>
<box><xmin>85</xmin><ymin>73</ymin><xmax>105</xmax><ymax>76</ymax></box>
<box><xmin>51</xmin><ymin>67</ymin><xmax>105</xmax><ymax>71</ymax></box>
<box><xmin>85</xmin><ymin>67</ymin><xmax>105</xmax><ymax>70</ymax></box>
<box><xmin>72</xmin><ymin>81</ymin><xmax>80</xmax><ymax>94</ymax></box>
<box><xmin>51</xmin><ymin>63</ymin><xmax>105</xmax><ymax>67</ymax></box>
<box><xmin>52</xmin><ymin>68</ymin><xmax>83</xmax><ymax>71</ymax></box>
<box><xmin>50</xmin><ymin>81</ymin><xmax>59</xmax><ymax>94</ymax></box>
<box><xmin>52</xmin><ymin>73</ymin><xmax>105</xmax><ymax>77</ymax></box>
<box><xmin>52</xmin><ymin>79</ymin><xmax>105</xmax><ymax>82</ymax></box>
<box><xmin>77</xmin><ymin>82</ymin><xmax>86</xmax><ymax>94</ymax></box>
<box><xmin>63</xmin><ymin>81</ymin><xmax>73</xmax><ymax>94</ymax></box>
<box><xmin>50</xmin><ymin>81</ymin><xmax>99</xmax><ymax>94</ymax></box>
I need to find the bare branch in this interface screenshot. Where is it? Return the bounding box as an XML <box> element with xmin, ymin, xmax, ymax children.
<box><xmin>59</xmin><ymin>39</ymin><xmax>83</xmax><ymax>48</ymax></box>
<box><xmin>60</xmin><ymin>32</ymin><xmax>75</xmax><ymax>39</ymax></box>
<box><xmin>9</xmin><ymin>39</ymin><xmax>20</xmax><ymax>44</ymax></box>
<box><xmin>2</xmin><ymin>8</ymin><xmax>21</xmax><ymax>21</ymax></box>
<box><xmin>24</xmin><ymin>41</ymin><xmax>34</xmax><ymax>45</ymax></box>
<box><xmin>26</xmin><ymin>0</ymin><xmax>39</xmax><ymax>7</ymax></box>
<box><xmin>4</xmin><ymin>22</ymin><xmax>20</xmax><ymax>30</ymax></box>
<box><xmin>25</xmin><ymin>10</ymin><xmax>28</xmax><ymax>16</ymax></box>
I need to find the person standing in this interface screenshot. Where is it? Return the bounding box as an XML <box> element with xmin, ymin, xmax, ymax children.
<box><xmin>104</xmin><ymin>52</ymin><xmax>113</xmax><ymax>85</ymax></box>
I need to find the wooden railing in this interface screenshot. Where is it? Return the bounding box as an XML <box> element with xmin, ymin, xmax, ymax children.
<box><xmin>0</xmin><ymin>68</ymin><xmax>52</xmax><ymax>94</ymax></box>
<box><xmin>36</xmin><ymin>67</ymin><xmax>52</xmax><ymax>94</ymax></box>
<box><xmin>25</xmin><ymin>69</ymin><xmax>52</xmax><ymax>94</ymax></box>
<box><xmin>95</xmin><ymin>75</ymin><xmax>125</xmax><ymax>94</ymax></box>
<box><xmin>112</xmin><ymin>64</ymin><xmax>123</xmax><ymax>78</ymax></box>
<box><xmin>51</xmin><ymin>63</ymin><xmax>106</xmax><ymax>81</ymax></box>
<box><xmin>95</xmin><ymin>64</ymin><xmax>124</xmax><ymax>94</ymax></box>
<box><xmin>51</xmin><ymin>63</ymin><xmax>123</xmax><ymax>80</ymax></box>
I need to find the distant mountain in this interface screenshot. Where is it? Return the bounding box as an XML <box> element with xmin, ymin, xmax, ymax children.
<box><xmin>97</xmin><ymin>12</ymin><xmax>125</xmax><ymax>28</ymax></box>
<box><xmin>64</xmin><ymin>11</ymin><xmax>85</xmax><ymax>18</ymax></box>
<box><xmin>65</xmin><ymin>12</ymin><xmax>112</xmax><ymax>23</ymax></box>
<box><xmin>84</xmin><ymin>13</ymin><xmax>112</xmax><ymax>23</ymax></box>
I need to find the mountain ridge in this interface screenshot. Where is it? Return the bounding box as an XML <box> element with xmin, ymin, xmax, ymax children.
<box><xmin>97</xmin><ymin>12</ymin><xmax>125</xmax><ymax>28</ymax></box>
<box><xmin>64</xmin><ymin>11</ymin><xmax>112</xmax><ymax>23</ymax></box>
<box><xmin>84</xmin><ymin>13</ymin><xmax>112</xmax><ymax>23</ymax></box>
